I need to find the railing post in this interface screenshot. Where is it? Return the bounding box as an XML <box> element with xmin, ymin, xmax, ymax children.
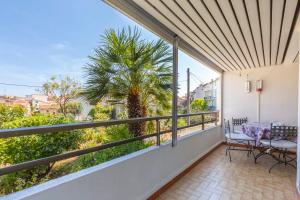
<box><xmin>214</xmin><ymin>112</ymin><xmax>218</xmax><ymax>126</ymax></box>
<box><xmin>156</xmin><ymin>119</ymin><xmax>160</xmax><ymax>146</ymax></box>
<box><xmin>202</xmin><ymin>114</ymin><xmax>205</xmax><ymax>130</ymax></box>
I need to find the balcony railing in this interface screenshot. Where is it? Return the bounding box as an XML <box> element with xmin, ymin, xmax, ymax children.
<box><xmin>0</xmin><ymin>111</ymin><xmax>218</xmax><ymax>176</ymax></box>
<box><xmin>204</xmin><ymin>96</ymin><xmax>216</xmax><ymax>100</ymax></box>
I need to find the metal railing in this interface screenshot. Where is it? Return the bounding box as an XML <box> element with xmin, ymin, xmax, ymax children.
<box><xmin>0</xmin><ymin>111</ymin><xmax>218</xmax><ymax>176</ymax></box>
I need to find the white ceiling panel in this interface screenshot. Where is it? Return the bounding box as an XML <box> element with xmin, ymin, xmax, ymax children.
<box><xmin>283</xmin><ymin>32</ymin><xmax>299</xmax><ymax>64</ymax></box>
<box><xmin>176</xmin><ymin>0</ymin><xmax>245</xmax><ymax>70</ymax></box>
<box><xmin>166</xmin><ymin>0</ymin><xmax>240</xmax><ymax>70</ymax></box>
<box><xmin>231</xmin><ymin>0</ymin><xmax>260</xmax><ymax>67</ymax></box>
<box><xmin>134</xmin><ymin>0</ymin><xmax>231</xmax><ymax>71</ymax></box>
<box><xmin>259</xmin><ymin>0</ymin><xmax>271</xmax><ymax>66</ymax></box>
<box><xmin>150</xmin><ymin>0</ymin><xmax>232</xmax><ymax>70</ymax></box>
<box><xmin>216</xmin><ymin>0</ymin><xmax>255</xmax><ymax>68</ymax></box>
<box><xmin>271</xmin><ymin>0</ymin><xmax>285</xmax><ymax>65</ymax></box>
<box><xmin>295</xmin><ymin>53</ymin><xmax>299</xmax><ymax>63</ymax></box>
<box><xmin>277</xmin><ymin>0</ymin><xmax>299</xmax><ymax>64</ymax></box>
<box><xmin>111</xmin><ymin>0</ymin><xmax>300</xmax><ymax>71</ymax></box>
<box><xmin>245</xmin><ymin>0</ymin><xmax>265</xmax><ymax>66</ymax></box>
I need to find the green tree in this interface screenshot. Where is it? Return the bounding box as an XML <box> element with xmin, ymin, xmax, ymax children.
<box><xmin>41</xmin><ymin>76</ymin><xmax>80</xmax><ymax>116</ymax></box>
<box><xmin>0</xmin><ymin>115</ymin><xmax>81</xmax><ymax>194</ymax></box>
<box><xmin>81</xmin><ymin>27</ymin><xmax>172</xmax><ymax>136</ymax></box>
<box><xmin>191</xmin><ymin>98</ymin><xmax>208</xmax><ymax>112</ymax></box>
<box><xmin>0</xmin><ymin>103</ymin><xmax>25</xmax><ymax>125</ymax></box>
<box><xmin>88</xmin><ymin>103</ymin><xmax>112</xmax><ymax>120</ymax></box>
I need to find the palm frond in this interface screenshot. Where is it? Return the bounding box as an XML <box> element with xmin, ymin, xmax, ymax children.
<box><xmin>81</xmin><ymin>26</ymin><xmax>173</xmax><ymax>115</ymax></box>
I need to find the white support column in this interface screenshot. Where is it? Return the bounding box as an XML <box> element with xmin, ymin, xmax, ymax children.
<box><xmin>297</xmin><ymin>30</ymin><xmax>300</xmax><ymax>193</ymax></box>
<box><xmin>257</xmin><ymin>92</ymin><xmax>261</xmax><ymax>123</ymax></box>
<box><xmin>172</xmin><ymin>36</ymin><xmax>179</xmax><ymax>147</ymax></box>
<box><xmin>220</xmin><ymin>72</ymin><xmax>224</xmax><ymax>126</ymax></box>
<box><xmin>187</xmin><ymin>68</ymin><xmax>190</xmax><ymax>126</ymax></box>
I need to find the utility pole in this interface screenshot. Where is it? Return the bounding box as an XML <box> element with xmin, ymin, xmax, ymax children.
<box><xmin>187</xmin><ymin>68</ymin><xmax>190</xmax><ymax>126</ymax></box>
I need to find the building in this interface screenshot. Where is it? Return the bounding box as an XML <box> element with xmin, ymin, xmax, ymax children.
<box><xmin>26</xmin><ymin>94</ymin><xmax>59</xmax><ymax>114</ymax></box>
<box><xmin>0</xmin><ymin>94</ymin><xmax>60</xmax><ymax>115</ymax></box>
<box><xmin>190</xmin><ymin>85</ymin><xmax>204</xmax><ymax>101</ymax></box>
<box><xmin>191</xmin><ymin>78</ymin><xmax>219</xmax><ymax>110</ymax></box>
<box><xmin>177</xmin><ymin>96</ymin><xmax>187</xmax><ymax>108</ymax></box>
<box><xmin>37</xmin><ymin>100</ymin><xmax>59</xmax><ymax>115</ymax></box>
<box><xmin>0</xmin><ymin>95</ymin><xmax>31</xmax><ymax>115</ymax></box>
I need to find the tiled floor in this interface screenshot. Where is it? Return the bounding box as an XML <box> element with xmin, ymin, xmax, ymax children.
<box><xmin>157</xmin><ymin>145</ymin><xmax>298</xmax><ymax>200</ymax></box>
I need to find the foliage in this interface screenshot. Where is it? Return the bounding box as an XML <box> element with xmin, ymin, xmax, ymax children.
<box><xmin>80</xmin><ymin>128</ymin><xmax>108</xmax><ymax>148</ymax></box>
<box><xmin>41</xmin><ymin>76</ymin><xmax>80</xmax><ymax>116</ymax></box>
<box><xmin>177</xmin><ymin>118</ymin><xmax>187</xmax><ymax>127</ymax></box>
<box><xmin>88</xmin><ymin>103</ymin><xmax>112</xmax><ymax>120</ymax></box>
<box><xmin>178</xmin><ymin>107</ymin><xmax>187</xmax><ymax>115</ymax></box>
<box><xmin>0</xmin><ymin>26</ymin><xmax>174</xmax><ymax>195</ymax></box>
<box><xmin>0</xmin><ymin>104</ymin><xmax>25</xmax><ymax>125</ymax></box>
<box><xmin>81</xmin><ymin>26</ymin><xmax>172</xmax><ymax>136</ymax></box>
<box><xmin>65</xmin><ymin>102</ymin><xmax>82</xmax><ymax>116</ymax></box>
<box><xmin>191</xmin><ymin>98</ymin><xmax>208</xmax><ymax>112</ymax></box>
<box><xmin>0</xmin><ymin>114</ymin><xmax>152</xmax><ymax>195</ymax></box>
<box><xmin>0</xmin><ymin>115</ymin><xmax>82</xmax><ymax>194</ymax></box>
<box><xmin>57</xmin><ymin>124</ymin><xmax>152</xmax><ymax>173</ymax></box>
<box><xmin>0</xmin><ymin>168</ymin><xmax>49</xmax><ymax>194</ymax></box>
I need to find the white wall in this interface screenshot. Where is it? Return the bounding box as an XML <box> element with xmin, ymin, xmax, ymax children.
<box><xmin>223</xmin><ymin>63</ymin><xmax>298</xmax><ymax>125</ymax></box>
<box><xmin>3</xmin><ymin>126</ymin><xmax>223</xmax><ymax>200</ymax></box>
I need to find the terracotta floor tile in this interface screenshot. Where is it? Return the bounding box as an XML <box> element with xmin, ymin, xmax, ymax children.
<box><xmin>156</xmin><ymin>145</ymin><xmax>297</xmax><ymax>200</ymax></box>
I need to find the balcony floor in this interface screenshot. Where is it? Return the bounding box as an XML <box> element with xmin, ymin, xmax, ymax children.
<box><xmin>157</xmin><ymin>145</ymin><xmax>297</xmax><ymax>200</ymax></box>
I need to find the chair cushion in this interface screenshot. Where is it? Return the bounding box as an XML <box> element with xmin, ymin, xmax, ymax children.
<box><xmin>225</xmin><ymin>132</ymin><xmax>254</xmax><ymax>141</ymax></box>
<box><xmin>260</xmin><ymin>139</ymin><xmax>297</xmax><ymax>149</ymax></box>
<box><xmin>233</xmin><ymin>130</ymin><xmax>243</xmax><ymax>134</ymax></box>
<box><xmin>270</xmin><ymin>140</ymin><xmax>297</xmax><ymax>149</ymax></box>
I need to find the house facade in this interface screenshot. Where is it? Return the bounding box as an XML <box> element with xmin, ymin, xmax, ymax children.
<box><xmin>0</xmin><ymin>94</ymin><xmax>59</xmax><ymax>115</ymax></box>
<box><xmin>191</xmin><ymin>78</ymin><xmax>219</xmax><ymax>110</ymax></box>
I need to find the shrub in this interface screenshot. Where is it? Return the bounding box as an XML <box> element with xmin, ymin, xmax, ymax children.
<box><xmin>80</xmin><ymin>128</ymin><xmax>108</xmax><ymax>148</ymax></box>
<box><xmin>191</xmin><ymin>98</ymin><xmax>208</xmax><ymax>112</ymax></box>
<box><xmin>64</xmin><ymin>102</ymin><xmax>82</xmax><ymax>116</ymax></box>
<box><xmin>56</xmin><ymin>124</ymin><xmax>152</xmax><ymax>174</ymax></box>
<box><xmin>0</xmin><ymin>115</ymin><xmax>82</xmax><ymax>194</ymax></box>
<box><xmin>88</xmin><ymin>103</ymin><xmax>112</xmax><ymax>120</ymax></box>
<box><xmin>0</xmin><ymin>103</ymin><xmax>25</xmax><ymax>125</ymax></box>
<box><xmin>177</xmin><ymin>118</ymin><xmax>187</xmax><ymax>128</ymax></box>
<box><xmin>0</xmin><ymin>113</ymin><xmax>153</xmax><ymax>195</ymax></box>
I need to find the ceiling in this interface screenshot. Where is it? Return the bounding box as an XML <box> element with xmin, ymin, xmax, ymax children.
<box><xmin>106</xmin><ymin>0</ymin><xmax>299</xmax><ymax>72</ymax></box>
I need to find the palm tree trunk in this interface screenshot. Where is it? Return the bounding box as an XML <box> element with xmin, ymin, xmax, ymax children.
<box><xmin>127</xmin><ymin>93</ymin><xmax>145</xmax><ymax>137</ymax></box>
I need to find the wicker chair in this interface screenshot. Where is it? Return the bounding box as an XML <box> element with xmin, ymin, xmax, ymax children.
<box><xmin>255</xmin><ymin>124</ymin><xmax>297</xmax><ymax>172</ymax></box>
<box><xmin>224</xmin><ymin>117</ymin><xmax>255</xmax><ymax>162</ymax></box>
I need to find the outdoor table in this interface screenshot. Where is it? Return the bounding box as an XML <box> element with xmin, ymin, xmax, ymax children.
<box><xmin>244</xmin><ymin>122</ymin><xmax>298</xmax><ymax>172</ymax></box>
<box><xmin>242</xmin><ymin>122</ymin><xmax>271</xmax><ymax>145</ymax></box>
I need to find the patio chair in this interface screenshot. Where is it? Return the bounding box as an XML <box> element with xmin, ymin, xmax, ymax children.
<box><xmin>224</xmin><ymin>117</ymin><xmax>255</xmax><ymax>162</ymax></box>
<box><xmin>256</xmin><ymin>124</ymin><xmax>297</xmax><ymax>173</ymax></box>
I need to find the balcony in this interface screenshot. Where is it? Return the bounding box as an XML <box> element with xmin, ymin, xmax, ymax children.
<box><xmin>2</xmin><ymin>118</ymin><xmax>298</xmax><ymax>200</ymax></box>
<box><xmin>204</xmin><ymin>96</ymin><xmax>215</xmax><ymax>101</ymax></box>
<box><xmin>1</xmin><ymin>112</ymin><xmax>222</xmax><ymax>200</ymax></box>
<box><xmin>1</xmin><ymin>0</ymin><xmax>299</xmax><ymax>199</ymax></box>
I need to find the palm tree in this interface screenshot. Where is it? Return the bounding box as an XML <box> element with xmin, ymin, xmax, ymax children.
<box><xmin>81</xmin><ymin>27</ymin><xmax>172</xmax><ymax>137</ymax></box>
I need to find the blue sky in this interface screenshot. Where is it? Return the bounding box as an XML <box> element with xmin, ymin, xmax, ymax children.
<box><xmin>0</xmin><ymin>0</ymin><xmax>219</xmax><ymax>97</ymax></box>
